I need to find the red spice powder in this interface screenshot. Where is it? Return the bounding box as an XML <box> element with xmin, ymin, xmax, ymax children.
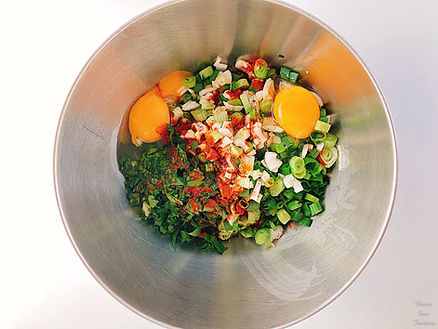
<box><xmin>184</xmin><ymin>186</ymin><xmax>214</xmax><ymax>196</ymax></box>
<box><xmin>251</xmin><ymin>78</ymin><xmax>264</xmax><ymax>91</ymax></box>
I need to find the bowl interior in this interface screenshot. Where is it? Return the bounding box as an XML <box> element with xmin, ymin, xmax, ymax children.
<box><xmin>54</xmin><ymin>0</ymin><xmax>396</xmax><ymax>328</ymax></box>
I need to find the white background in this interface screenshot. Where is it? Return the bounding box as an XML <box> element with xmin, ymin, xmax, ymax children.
<box><xmin>1</xmin><ymin>0</ymin><xmax>437</xmax><ymax>328</ymax></box>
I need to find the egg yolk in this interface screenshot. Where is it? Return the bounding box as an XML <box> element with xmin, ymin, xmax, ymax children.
<box><xmin>128</xmin><ymin>87</ymin><xmax>169</xmax><ymax>146</ymax></box>
<box><xmin>273</xmin><ymin>85</ymin><xmax>320</xmax><ymax>139</ymax></box>
<box><xmin>158</xmin><ymin>71</ymin><xmax>193</xmax><ymax>98</ymax></box>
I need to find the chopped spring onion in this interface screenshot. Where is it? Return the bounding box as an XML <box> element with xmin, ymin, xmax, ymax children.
<box><xmin>247</xmin><ymin>201</ymin><xmax>260</xmax><ymax>212</ymax></box>
<box><xmin>231</xmin><ymin>78</ymin><xmax>249</xmax><ymax>91</ymax></box>
<box><xmin>320</xmin><ymin>108</ymin><xmax>327</xmax><ymax>117</ymax></box>
<box><xmin>194</xmin><ymin>82</ymin><xmax>203</xmax><ymax>93</ymax></box>
<box><xmin>310</xmin><ymin>131</ymin><xmax>326</xmax><ymax>144</ymax></box>
<box><xmin>248</xmin><ymin>209</ymin><xmax>261</xmax><ymax>223</ymax></box>
<box><xmin>298</xmin><ymin>218</ymin><xmax>313</xmax><ymax>227</ymax></box>
<box><xmin>279</xmin><ymin>163</ymin><xmax>291</xmax><ymax>175</ymax></box>
<box><xmin>205</xmin><ymin>162</ymin><xmax>215</xmax><ymax>172</ymax></box>
<box><xmin>269</xmin><ymin>221</ymin><xmax>277</xmax><ymax>230</ymax></box>
<box><xmin>260</xmin><ymin>99</ymin><xmax>273</xmax><ymax>114</ymax></box>
<box><xmin>289</xmin><ymin>156</ymin><xmax>306</xmax><ymax>178</ymax></box>
<box><xmin>181</xmin><ymin>92</ymin><xmax>192</xmax><ymax>103</ymax></box>
<box><xmin>199</xmin><ymin>98</ymin><xmax>215</xmax><ymax>110</ymax></box>
<box><xmin>183</xmin><ymin>76</ymin><xmax>196</xmax><ymax>88</ymax></box>
<box><xmin>191</xmin><ymin>108</ymin><xmax>208</xmax><ymax>121</ymax></box>
<box><xmin>272</xmin><ymin>141</ymin><xmax>286</xmax><ymax>153</ymax></box>
<box><xmin>287</xmin><ymin>200</ymin><xmax>302</xmax><ymax>211</ymax></box>
<box><xmin>205</xmin><ymin>115</ymin><xmax>216</xmax><ymax>126</ymax></box>
<box><xmin>219</xmin><ymin>94</ymin><xmax>228</xmax><ymax>102</ymax></box>
<box><xmin>319</xmin><ymin>146</ymin><xmax>338</xmax><ymax>168</ymax></box>
<box><xmin>240</xmin><ymin>227</ymin><xmax>254</xmax><ymax>238</ymax></box>
<box><xmin>302</xmin><ymin>203</ymin><xmax>311</xmax><ymax>217</ymax></box>
<box><xmin>264</xmin><ymin>177</ymin><xmax>274</xmax><ymax>188</ymax></box>
<box><xmin>305</xmin><ymin>193</ymin><xmax>319</xmax><ymax>203</ymax></box>
<box><xmin>308</xmin><ymin>148</ymin><xmax>320</xmax><ymax>158</ymax></box>
<box><xmin>239</xmin><ymin>93</ymin><xmax>252</xmax><ymax>112</ymax></box>
<box><xmin>227</xmin><ymin>98</ymin><xmax>243</xmax><ymax>106</ymax></box>
<box><xmin>208</xmin><ymin>130</ymin><xmax>223</xmax><ymax>143</ymax></box>
<box><xmin>254</xmin><ymin>59</ymin><xmax>268</xmax><ymax>79</ymax></box>
<box><xmin>254</xmin><ymin>228</ymin><xmax>271</xmax><ymax>245</ymax></box>
<box><xmin>199</xmin><ymin>66</ymin><xmax>214</xmax><ymax>80</ymax></box>
<box><xmin>209</xmin><ymin>69</ymin><xmax>220</xmax><ymax>82</ymax></box>
<box><xmin>280</xmin><ymin>67</ymin><xmax>291</xmax><ymax>80</ymax></box>
<box><xmin>283</xmin><ymin>189</ymin><xmax>294</xmax><ymax>200</ymax></box>
<box><xmin>282</xmin><ymin>135</ymin><xmax>297</xmax><ymax>147</ymax></box>
<box><xmin>213</xmin><ymin>111</ymin><xmax>228</xmax><ymax>124</ymax></box>
<box><xmin>187</xmin><ymin>179</ymin><xmax>203</xmax><ymax>187</ymax></box>
<box><xmin>288</xmin><ymin>70</ymin><xmax>299</xmax><ymax>83</ymax></box>
<box><xmin>248</xmin><ymin>107</ymin><xmax>256</xmax><ymax>119</ymax></box>
<box><xmin>290</xmin><ymin>211</ymin><xmax>303</xmax><ymax>222</ymax></box>
<box><xmin>323</xmin><ymin>133</ymin><xmax>338</xmax><ymax>147</ymax></box>
<box><xmin>188</xmin><ymin>227</ymin><xmax>201</xmax><ymax>237</ymax></box>
<box><xmin>314</xmin><ymin>120</ymin><xmax>331</xmax><ymax>133</ymax></box>
<box><xmin>269</xmin><ymin>178</ymin><xmax>285</xmax><ymax>196</ymax></box>
<box><xmin>309</xmin><ymin>202</ymin><xmax>323</xmax><ymax>216</ymax></box>
<box><xmin>294</xmin><ymin>171</ymin><xmax>306</xmax><ymax>179</ymax></box>
<box><xmin>267</xmin><ymin>68</ymin><xmax>277</xmax><ymax>79</ymax></box>
<box><xmin>277</xmin><ymin>208</ymin><xmax>291</xmax><ymax>224</ymax></box>
<box><xmin>230</xmin><ymin>112</ymin><xmax>244</xmax><ymax>122</ymax></box>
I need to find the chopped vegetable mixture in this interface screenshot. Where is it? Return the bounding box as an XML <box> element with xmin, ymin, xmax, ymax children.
<box><xmin>119</xmin><ymin>55</ymin><xmax>338</xmax><ymax>254</ymax></box>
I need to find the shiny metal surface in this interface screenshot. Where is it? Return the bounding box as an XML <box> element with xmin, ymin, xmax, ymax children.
<box><xmin>54</xmin><ymin>0</ymin><xmax>397</xmax><ymax>328</ymax></box>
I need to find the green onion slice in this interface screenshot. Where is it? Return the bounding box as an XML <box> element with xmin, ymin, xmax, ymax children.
<box><xmin>310</xmin><ymin>131</ymin><xmax>326</xmax><ymax>143</ymax></box>
<box><xmin>319</xmin><ymin>146</ymin><xmax>338</xmax><ymax>168</ymax></box>
<box><xmin>255</xmin><ymin>228</ymin><xmax>271</xmax><ymax>245</ymax></box>
<box><xmin>289</xmin><ymin>156</ymin><xmax>306</xmax><ymax>177</ymax></box>
<box><xmin>183</xmin><ymin>76</ymin><xmax>196</xmax><ymax>88</ymax></box>
<box><xmin>254</xmin><ymin>58</ymin><xmax>268</xmax><ymax>79</ymax></box>
<box><xmin>314</xmin><ymin>120</ymin><xmax>331</xmax><ymax>133</ymax></box>
<box><xmin>323</xmin><ymin>133</ymin><xmax>338</xmax><ymax>147</ymax></box>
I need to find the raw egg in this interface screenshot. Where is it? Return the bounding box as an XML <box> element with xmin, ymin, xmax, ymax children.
<box><xmin>273</xmin><ymin>85</ymin><xmax>320</xmax><ymax>139</ymax></box>
<box><xmin>158</xmin><ymin>71</ymin><xmax>193</xmax><ymax>99</ymax></box>
<box><xmin>128</xmin><ymin>87</ymin><xmax>169</xmax><ymax>146</ymax></box>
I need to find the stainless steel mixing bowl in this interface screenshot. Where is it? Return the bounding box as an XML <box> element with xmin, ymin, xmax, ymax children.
<box><xmin>54</xmin><ymin>0</ymin><xmax>397</xmax><ymax>327</ymax></box>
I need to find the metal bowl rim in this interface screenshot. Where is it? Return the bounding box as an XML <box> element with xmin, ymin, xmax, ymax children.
<box><xmin>53</xmin><ymin>0</ymin><xmax>398</xmax><ymax>327</ymax></box>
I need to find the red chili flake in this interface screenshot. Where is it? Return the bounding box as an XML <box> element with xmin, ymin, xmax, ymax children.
<box><xmin>184</xmin><ymin>186</ymin><xmax>214</xmax><ymax>196</ymax></box>
<box><xmin>218</xmin><ymin>181</ymin><xmax>235</xmax><ymax>199</ymax></box>
<box><xmin>205</xmin><ymin>133</ymin><xmax>216</xmax><ymax>146</ymax></box>
<box><xmin>169</xmin><ymin>146</ymin><xmax>185</xmax><ymax>170</ymax></box>
<box><xmin>288</xmin><ymin>223</ymin><xmax>297</xmax><ymax>230</ymax></box>
<box><xmin>155</xmin><ymin>124</ymin><xmax>170</xmax><ymax>143</ymax></box>
<box><xmin>230</xmin><ymin>114</ymin><xmax>243</xmax><ymax>127</ymax></box>
<box><xmin>188</xmin><ymin>198</ymin><xmax>201</xmax><ymax>213</ymax></box>
<box><xmin>209</xmin><ymin>89</ymin><xmax>220</xmax><ymax>104</ymax></box>
<box><xmin>175</xmin><ymin>120</ymin><xmax>192</xmax><ymax>136</ymax></box>
<box><xmin>316</xmin><ymin>153</ymin><xmax>328</xmax><ymax>167</ymax></box>
<box><xmin>226</xmin><ymin>89</ymin><xmax>243</xmax><ymax>100</ymax></box>
<box><xmin>204</xmin><ymin>199</ymin><xmax>217</xmax><ymax>212</ymax></box>
<box><xmin>251</xmin><ymin>78</ymin><xmax>264</xmax><ymax>91</ymax></box>
<box><xmin>234</xmin><ymin>202</ymin><xmax>246</xmax><ymax>215</ymax></box>
<box><xmin>239</xmin><ymin>59</ymin><xmax>256</xmax><ymax>73</ymax></box>
<box><xmin>189</xmin><ymin>169</ymin><xmax>204</xmax><ymax>181</ymax></box>
<box><xmin>198</xmin><ymin>232</ymin><xmax>207</xmax><ymax>238</ymax></box>
<box><xmin>206</xmin><ymin>148</ymin><xmax>220</xmax><ymax>161</ymax></box>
